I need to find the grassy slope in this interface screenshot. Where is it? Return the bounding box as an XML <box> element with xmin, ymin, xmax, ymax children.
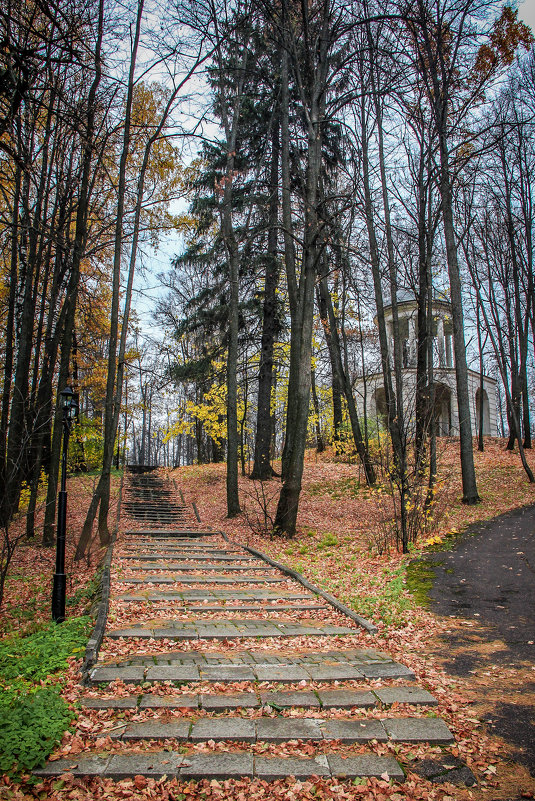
<box><xmin>175</xmin><ymin>439</ymin><xmax>535</xmax><ymax>632</ymax></box>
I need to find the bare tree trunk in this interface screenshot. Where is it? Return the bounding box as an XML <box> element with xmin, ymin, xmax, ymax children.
<box><xmin>476</xmin><ymin>300</ymin><xmax>486</xmax><ymax>452</ymax></box>
<box><xmin>96</xmin><ymin>0</ymin><xmax>144</xmax><ymax>543</ymax></box>
<box><xmin>251</xmin><ymin>117</ymin><xmax>280</xmax><ymax>479</ymax></box>
<box><xmin>42</xmin><ymin>0</ymin><xmax>105</xmax><ymax>545</ymax></box>
<box><xmin>415</xmin><ymin>142</ymin><xmax>434</xmax><ymax>468</ymax></box>
<box><xmin>209</xmin><ymin>8</ymin><xmax>251</xmax><ymax>517</ymax></box>
<box><xmin>438</xmin><ymin>140</ymin><xmax>479</xmax><ymax>503</ymax></box>
<box><xmin>360</xmin><ymin>88</ymin><xmax>408</xmax><ymax>546</ymax></box>
<box><xmin>317</xmin><ymin>272</ymin><xmax>375</xmax><ymax>483</ymax></box>
<box><xmin>279</xmin><ymin>40</ymin><xmax>298</xmax><ymax>481</ymax></box>
<box><xmin>274</xmin><ymin>1</ymin><xmax>330</xmax><ymax>535</ymax></box>
<box><xmin>310</xmin><ymin>366</ymin><xmax>324</xmax><ymax>452</ymax></box>
<box><xmin>0</xmin><ymin>163</ymin><xmax>20</xmax><ymax>526</ymax></box>
<box><xmin>466</xmin><ymin>263</ymin><xmax>534</xmax><ymax>483</ymax></box>
<box><xmin>77</xmin><ymin>0</ymin><xmax>144</xmax><ymax>556</ymax></box>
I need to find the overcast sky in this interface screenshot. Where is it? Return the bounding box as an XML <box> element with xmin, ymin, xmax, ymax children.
<box><xmin>519</xmin><ymin>0</ymin><xmax>535</xmax><ymax>30</ymax></box>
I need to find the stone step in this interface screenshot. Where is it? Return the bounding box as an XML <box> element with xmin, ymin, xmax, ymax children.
<box><xmin>125</xmin><ymin>548</ymin><xmax>218</xmax><ymax>552</ymax></box>
<box><xmin>123</xmin><ymin>503</ymin><xmax>187</xmax><ymax>508</ymax></box>
<box><xmin>97</xmin><ymin>647</ymin><xmax>394</xmax><ymax>665</ymax></box>
<box><xmin>123</xmin><ymin>516</ymin><xmax>187</xmax><ymax>520</ymax></box>
<box><xmin>123</xmin><ymin>506</ymin><xmax>177</xmax><ymax>511</ymax></box>
<box><xmin>117</xmin><ymin>591</ymin><xmax>314</xmax><ymax>600</ymax></box>
<box><xmin>81</xmin><ymin>715</ymin><xmax>453</xmax><ymax>746</ymax></box>
<box><xmin>122</xmin><ymin>576</ymin><xmax>286</xmax><ymax>584</ymax></box>
<box><xmin>121</xmin><ymin>554</ymin><xmax>256</xmax><ymax>561</ymax></box>
<box><xmin>90</xmin><ymin>657</ymin><xmax>414</xmax><ymax>684</ymax></box>
<box><xmin>106</xmin><ymin>619</ymin><xmax>354</xmax><ymax>640</ymax></box>
<box><xmin>121</xmin><ymin>604</ymin><xmax>328</xmax><ymax>612</ymax></box>
<box><xmin>123</xmin><ymin>563</ymin><xmax>275</xmax><ymax>571</ymax></box>
<box><xmin>123</xmin><ymin>509</ymin><xmax>187</xmax><ymax>514</ymax></box>
<box><xmin>82</xmin><ymin>686</ymin><xmax>438</xmax><ymax>711</ymax></box>
<box><xmin>124</xmin><ymin>521</ymin><xmax>188</xmax><ymax>525</ymax></box>
<box><xmin>35</xmin><ymin>751</ymin><xmax>405</xmax><ymax>781</ymax></box>
<box><xmin>121</xmin><ymin>548</ymin><xmax>251</xmax><ymax>553</ymax></box>
<box><xmin>124</xmin><ymin>530</ymin><xmax>215</xmax><ymax>537</ymax></box>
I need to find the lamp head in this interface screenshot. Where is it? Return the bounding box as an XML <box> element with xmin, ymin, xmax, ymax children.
<box><xmin>60</xmin><ymin>387</ymin><xmax>78</xmax><ymax>420</ymax></box>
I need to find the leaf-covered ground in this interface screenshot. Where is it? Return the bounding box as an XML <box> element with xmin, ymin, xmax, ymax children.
<box><xmin>2</xmin><ymin>442</ymin><xmax>535</xmax><ymax>800</ymax></box>
<box><xmin>0</xmin><ymin>471</ymin><xmax>122</xmax><ymax>638</ymax></box>
<box><xmin>165</xmin><ymin>438</ymin><xmax>535</xmax><ymax>800</ymax></box>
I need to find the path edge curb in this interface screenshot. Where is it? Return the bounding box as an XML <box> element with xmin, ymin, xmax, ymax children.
<box><xmin>222</xmin><ymin>533</ymin><xmax>378</xmax><ymax>635</ymax></box>
<box><xmin>81</xmin><ymin>471</ymin><xmax>124</xmax><ymax>683</ymax></box>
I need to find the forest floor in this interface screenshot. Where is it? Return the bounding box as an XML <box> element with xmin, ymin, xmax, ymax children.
<box><xmin>1</xmin><ymin>440</ymin><xmax>535</xmax><ymax>800</ymax></box>
<box><xmin>0</xmin><ymin>470</ymin><xmax>123</xmax><ymax>638</ymax></box>
<box><xmin>170</xmin><ymin>437</ymin><xmax>535</xmax><ymax>800</ymax></box>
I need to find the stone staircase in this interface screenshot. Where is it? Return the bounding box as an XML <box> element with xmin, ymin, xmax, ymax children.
<box><xmin>121</xmin><ymin>467</ymin><xmax>193</xmax><ymax>531</ymax></box>
<box><xmin>36</xmin><ymin>471</ymin><xmax>460</xmax><ymax>786</ymax></box>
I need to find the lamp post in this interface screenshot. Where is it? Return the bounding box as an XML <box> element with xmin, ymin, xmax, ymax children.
<box><xmin>52</xmin><ymin>386</ymin><xmax>78</xmax><ymax>623</ymax></box>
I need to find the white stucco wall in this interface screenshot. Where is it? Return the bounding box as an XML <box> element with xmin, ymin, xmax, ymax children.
<box><xmin>354</xmin><ymin>368</ymin><xmax>497</xmax><ymax>437</ymax></box>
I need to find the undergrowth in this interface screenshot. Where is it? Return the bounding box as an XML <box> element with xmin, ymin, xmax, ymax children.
<box><xmin>346</xmin><ymin>567</ymin><xmax>413</xmax><ymax>627</ymax></box>
<box><xmin>0</xmin><ymin>615</ymin><xmax>92</xmax><ymax>777</ymax></box>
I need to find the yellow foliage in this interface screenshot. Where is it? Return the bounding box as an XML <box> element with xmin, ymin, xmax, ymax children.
<box><xmin>164</xmin><ymin>361</ymin><xmax>248</xmax><ymax>446</ymax></box>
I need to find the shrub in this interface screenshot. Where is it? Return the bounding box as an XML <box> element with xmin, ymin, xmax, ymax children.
<box><xmin>0</xmin><ymin>688</ymin><xmax>73</xmax><ymax>774</ymax></box>
<box><xmin>0</xmin><ymin>616</ymin><xmax>91</xmax><ymax>684</ymax></box>
<box><xmin>0</xmin><ymin>616</ymin><xmax>92</xmax><ymax>776</ymax></box>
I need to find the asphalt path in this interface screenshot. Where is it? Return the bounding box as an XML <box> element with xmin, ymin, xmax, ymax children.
<box><xmin>422</xmin><ymin>504</ymin><xmax>535</xmax><ymax>778</ymax></box>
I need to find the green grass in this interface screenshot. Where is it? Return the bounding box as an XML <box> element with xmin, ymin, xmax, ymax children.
<box><xmin>0</xmin><ymin>616</ymin><xmax>92</xmax><ymax>777</ymax></box>
<box><xmin>307</xmin><ymin>477</ymin><xmax>363</xmax><ymax>499</ymax></box>
<box><xmin>405</xmin><ymin>558</ymin><xmax>444</xmax><ymax>607</ymax></box>
<box><xmin>347</xmin><ymin>570</ymin><xmax>414</xmax><ymax>627</ymax></box>
<box><xmin>0</xmin><ymin>688</ymin><xmax>74</xmax><ymax>775</ymax></box>
<box><xmin>0</xmin><ymin>616</ymin><xmax>92</xmax><ymax>685</ymax></box>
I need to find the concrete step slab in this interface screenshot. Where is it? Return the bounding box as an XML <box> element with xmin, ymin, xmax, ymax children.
<box><xmin>90</xmin><ymin>666</ymin><xmax>145</xmax><ymax>684</ymax></box>
<box><xmin>82</xmin><ymin>697</ymin><xmax>138</xmax><ymax>709</ymax></box>
<box><xmin>127</xmin><ymin>564</ymin><xmax>276</xmax><ymax>572</ymax></box>
<box><xmin>145</xmin><ymin>665</ymin><xmax>201</xmax><ymax>682</ymax></box>
<box><xmin>382</xmin><ymin>717</ymin><xmax>454</xmax><ymax>743</ymax></box>
<box><xmin>86</xmin><ymin>715</ymin><xmax>446</xmax><ymax>746</ymax></box>
<box><xmin>327</xmin><ymin>754</ymin><xmax>405</xmax><ymax>781</ymax></box>
<box><xmin>122</xmin><ymin>721</ymin><xmax>191</xmax><ymax>741</ymax></box>
<box><xmin>82</xmin><ymin>686</ymin><xmax>434</xmax><ymax>712</ymax></box>
<box><xmin>124</xmin><ymin>530</ymin><xmax>215</xmax><ymax>537</ymax></box>
<box><xmin>107</xmin><ymin>620</ymin><xmax>354</xmax><ymax>641</ymax></box>
<box><xmin>180</xmin><ymin>752</ymin><xmax>254</xmax><ymax>779</ymax></box>
<box><xmin>254</xmin><ymin>755</ymin><xmax>330</xmax><ymax>780</ymax></box>
<box><xmin>36</xmin><ymin>749</ymin><xmax>405</xmax><ymax>781</ymax></box>
<box><xmin>190</xmin><ymin>718</ymin><xmax>256</xmax><ymax>743</ymax></box>
<box><xmin>255</xmin><ymin>717</ymin><xmax>323</xmax><ymax>742</ymax></box>
<box><xmin>317</xmin><ymin>690</ymin><xmax>377</xmax><ymax>709</ymax></box>
<box><xmin>123</xmin><ymin>576</ymin><xmax>285</xmax><ymax>584</ymax></box>
<box><xmin>260</xmin><ymin>690</ymin><xmax>320</xmax><ymax>709</ymax></box>
<box><xmin>374</xmin><ymin>687</ymin><xmax>438</xmax><ymax>706</ymax></box>
<box><xmin>199</xmin><ymin>665</ymin><xmax>256</xmax><ymax>682</ymax></box>
<box><xmin>139</xmin><ymin>693</ymin><xmax>198</xmax><ymax>709</ymax></box>
<box><xmin>139</xmin><ymin>604</ymin><xmax>327</xmax><ymax>613</ymax></box>
<box><xmin>200</xmin><ymin>692</ymin><xmax>259</xmax><ymax>710</ymax></box>
<box><xmin>107</xmin><ymin>753</ymin><xmax>185</xmax><ymax>779</ymax></box>
<box><xmin>321</xmin><ymin>719</ymin><xmax>388</xmax><ymax>742</ymax></box>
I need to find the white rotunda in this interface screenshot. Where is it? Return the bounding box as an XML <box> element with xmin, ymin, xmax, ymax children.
<box><xmin>354</xmin><ymin>291</ymin><xmax>497</xmax><ymax>437</ymax></box>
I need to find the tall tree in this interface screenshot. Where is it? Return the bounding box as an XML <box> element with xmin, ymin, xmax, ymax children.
<box><xmin>403</xmin><ymin>0</ymin><xmax>532</xmax><ymax>503</ymax></box>
<box><xmin>273</xmin><ymin>0</ymin><xmax>355</xmax><ymax>535</ymax></box>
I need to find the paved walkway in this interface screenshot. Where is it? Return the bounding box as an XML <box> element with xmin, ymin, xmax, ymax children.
<box><xmin>37</xmin><ymin>470</ymin><xmax>461</xmax><ymax>784</ymax></box>
<box><xmin>421</xmin><ymin>503</ymin><xmax>535</xmax><ymax>777</ymax></box>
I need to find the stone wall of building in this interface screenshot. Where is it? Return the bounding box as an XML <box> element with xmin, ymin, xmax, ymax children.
<box><xmin>354</xmin><ymin>368</ymin><xmax>497</xmax><ymax>437</ymax></box>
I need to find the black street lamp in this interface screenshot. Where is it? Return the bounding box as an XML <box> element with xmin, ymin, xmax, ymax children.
<box><xmin>52</xmin><ymin>386</ymin><xmax>78</xmax><ymax>623</ymax></box>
